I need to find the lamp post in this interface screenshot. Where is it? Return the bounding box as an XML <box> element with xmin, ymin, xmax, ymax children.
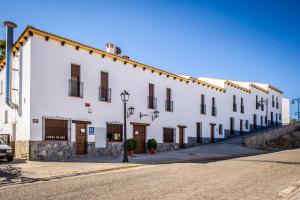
<box><xmin>291</xmin><ymin>98</ymin><xmax>300</xmax><ymax>122</ymax></box>
<box><xmin>120</xmin><ymin>90</ymin><xmax>130</xmax><ymax>162</ymax></box>
<box><xmin>257</xmin><ymin>98</ymin><xmax>269</xmax><ymax>132</ymax></box>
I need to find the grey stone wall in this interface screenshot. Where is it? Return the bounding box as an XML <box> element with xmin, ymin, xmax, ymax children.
<box><xmin>30</xmin><ymin>141</ymin><xmax>76</xmax><ymax>161</ymax></box>
<box><xmin>157</xmin><ymin>143</ymin><xmax>179</xmax><ymax>152</ymax></box>
<box><xmin>96</xmin><ymin>142</ymin><xmax>123</xmax><ymax>157</ymax></box>
<box><xmin>244</xmin><ymin>123</ymin><xmax>300</xmax><ymax>149</ymax></box>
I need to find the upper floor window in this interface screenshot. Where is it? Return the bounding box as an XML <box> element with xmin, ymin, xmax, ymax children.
<box><xmin>212</xmin><ymin>97</ymin><xmax>217</xmax><ymax>117</ymax></box>
<box><xmin>165</xmin><ymin>88</ymin><xmax>173</xmax><ymax>112</ymax></box>
<box><xmin>240</xmin><ymin>97</ymin><xmax>244</xmax><ymax>113</ymax></box>
<box><xmin>276</xmin><ymin>97</ymin><xmax>279</xmax><ymax>109</ymax></box>
<box><xmin>99</xmin><ymin>71</ymin><xmax>111</xmax><ymax>102</ymax></box>
<box><xmin>148</xmin><ymin>83</ymin><xmax>157</xmax><ymax>109</ymax></box>
<box><xmin>272</xmin><ymin>95</ymin><xmax>275</xmax><ymax>108</ymax></box>
<box><xmin>256</xmin><ymin>95</ymin><xmax>259</xmax><ymax>109</ymax></box>
<box><xmin>233</xmin><ymin>95</ymin><xmax>237</xmax><ymax>112</ymax></box>
<box><xmin>200</xmin><ymin>94</ymin><xmax>206</xmax><ymax>115</ymax></box>
<box><xmin>261</xmin><ymin>97</ymin><xmax>264</xmax><ymax>111</ymax></box>
<box><xmin>69</xmin><ymin>64</ymin><xmax>83</xmax><ymax>98</ymax></box>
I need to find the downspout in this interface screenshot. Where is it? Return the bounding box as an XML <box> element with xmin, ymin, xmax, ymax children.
<box><xmin>3</xmin><ymin>21</ymin><xmax>18</xmax><ymax>109</ymax></box>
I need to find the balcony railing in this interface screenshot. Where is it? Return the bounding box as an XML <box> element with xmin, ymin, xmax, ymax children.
<box><xmin>241</xmin><ymin>105</ymin><xmax>244</xmax><ymax>113</ymax></box>
<box><xmin>212</xmin><ymin>107</ymin><xmax>217</xmax><ymax>117</ymax></box>
<box><xmin>165</xmin><ymin>100</ymin><xmax>173</xmax><ymax>112</ymax></box>
<box><xmin>68</xmin><ymin>79</ymin><xmax>83</xmax><ymax>98</ymax></box>
<box><xmin>99</xmin><ymin>86</ymin><xmax>111</xmax><ymax>102</ymax></box>
<box><xmin>233</xmin><ymin>103</ymin><xmax>237</xmax><ymax>112</ymax></box>
<box><xmin>261</xmin><ymin>103</ymin><xmax>264</xmax><ymax>111</ymax></box>
<box><xmin>200</xmin><ymin>104</ymin><xmax>206</xmax><ymax>115</ymax></box>
<box><xmin>148</xmin><ymin>96</ymin><xmax>157</xmax><ymax>109</ymax></box>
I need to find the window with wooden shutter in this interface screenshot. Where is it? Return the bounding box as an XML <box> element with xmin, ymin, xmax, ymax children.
<box><xmin>99</xmin><ymin>71</ymin><xmax>111</xmax><ymax>102</ymax></box>
<box><xmin>69</xmin><ymin>64</ymin><xmax>83</xmax><ymax>97</ymax></box>
<box><xmin>107</xmin><ymin>123</ymin><xmax>123</xmax><ymax>142</ymax></box>
<box><xmin>165</xmin><ymin>88</ymin><xmax>173</xmax><ymax>112</ymax></box>
<box><xmin>44</xmin><ymin>117</ymin><xmax>70</xmax><ymax>141</ymax></box>
<box><xmin>233</xmin><ymin>95</ymin><xmax>237</xmax><ymax>112</ymax></box>
<box><xmin>230</xmin><ymin>117</ymin><xmax>235</xmax><ymax>135</ymax></box>
<box><xmin>148</xmin><ymin>83</ymin><xmax>156</xmax><ymax>109</ymax></box>
<box><xmin>163</xmin><ymin>128</ymin><xmax>174</xmax><ymax>143</ymax></box>
<box><xmin>200</xmin><ymin>94</ymin><xmax>206</xmax><ymax>114</ymax></box>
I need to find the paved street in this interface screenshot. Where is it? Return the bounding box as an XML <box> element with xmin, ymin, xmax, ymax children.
<box><xmin>0</xmin><ymin>148</ymin><xmax>300</xmax><ymax>200</ymax></box>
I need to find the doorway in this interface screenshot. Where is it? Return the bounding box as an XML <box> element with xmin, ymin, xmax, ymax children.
<box><xmin>76</xmin><ymin>123</ymin><xmax>87</xmax><ymax>155</ymax></box>
<box><xmin>133</xmin><ymin>125</ymin><xmax>146</xmax><ymax>154</ymax></box>
<box><xmin>210</xmin><ymin>123</ymin><xmax>216</xmax><ymax>143</ymax></box>
<box><xmin>240</xmin><ymin>120</ymin><xmax>243</xmax><ymax>135</ymax></box>
<box><xmin>178</xmin><ymin>126</ymin><xmax>185</xmax><ymax>148</ymax></box>
<box><xmin>196</xmin><ymin>122</ymin><xmax>202</xmax><ymax>143</ymax></box>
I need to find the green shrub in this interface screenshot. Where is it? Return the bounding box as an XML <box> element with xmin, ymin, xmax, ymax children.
<box><xmin>147</xmin><ymin>138</ymin><xmax>158</xmax><ymax>150</ymax></box>
<box><xmin>127</xmin><ymin>138</ymin><xmax>137</xmax><ymax>151</ymax></box>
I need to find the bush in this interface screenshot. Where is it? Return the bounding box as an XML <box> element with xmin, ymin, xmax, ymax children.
<box><xmin>127</xmin><ymin>138</ymin><xmax>137</xmax><ymax>151</ymax></box>
<box><xmin>147</xmin><ymin>138</ymin><xmax>158</xmax><ymax>150</ymax></box>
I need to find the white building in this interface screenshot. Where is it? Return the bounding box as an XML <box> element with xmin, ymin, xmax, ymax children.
<box><xmin>0</xmin><ymin>22</ymin><xmax>287</xmax><ymax>160</ymax></box>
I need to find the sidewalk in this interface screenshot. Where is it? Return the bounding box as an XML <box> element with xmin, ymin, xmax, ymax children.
<box><xmin>0</xmin><ymin>134</ymin><xmax>266</xmax><ymax>187</ymax></box>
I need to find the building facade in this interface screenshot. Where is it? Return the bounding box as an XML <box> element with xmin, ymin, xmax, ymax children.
<box><xmin>0</xmin><ymin>22</ymin><xmax>286</xmax><ymax>160</ymax></box>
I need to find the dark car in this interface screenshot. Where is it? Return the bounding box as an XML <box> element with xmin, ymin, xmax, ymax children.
<box><xmin>0</xmin><ymin>138</ymin><xmax>13</xmax><ymax>162</ymax></box>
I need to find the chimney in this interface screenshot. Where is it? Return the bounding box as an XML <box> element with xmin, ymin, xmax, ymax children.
<box><xmin>3</xmin><ymin>21</ymin><xmax>17</xmax><ymax>108</ymax></box>
<box><xmin>105</xmin><ymin>42</ymin><xmax>121</xmax><ymax>55</ymax></box>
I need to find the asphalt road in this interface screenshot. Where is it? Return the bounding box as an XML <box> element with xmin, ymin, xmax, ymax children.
<box><xmin>1</xmin><ymin>148</ymin><xmax>300</xmax><ymax>200</ymax></box>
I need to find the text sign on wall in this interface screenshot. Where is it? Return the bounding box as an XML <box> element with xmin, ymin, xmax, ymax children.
<box><xmin>89</xmin><ymin>127</ymin><xmax>95</xmax><ymax>135</ymax></box>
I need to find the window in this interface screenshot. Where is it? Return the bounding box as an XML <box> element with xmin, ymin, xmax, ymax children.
<box><xmin>256</xmin><ymin>95</ymin><xmax>259</xmax><ymax>109</ymax></box>
<box><xmin>200</xmin><ymin>94</ymin><xmax>206</xmax><ymax>115</ymax></box>
<box><xmin>43</xmin><ymin>117</ymin><xmax>70</xmax><ymax>141</ymax></box>
<box><xmin>69</xmin><ymin>64</ymin><xmax>83</xmax><ymax>97</ymax></box>
<box><xmin>272</xmin><ymin>95</ymin><xmax>275</xmax><ymax>107</ymax></box>
<box><xmin>261</xmin><ymin>97</ymin><xmax>264</xmax><ymax>111</ymax></box>
<box><xmin>276</xmin><ymin>97</ymin><xmax>279</xmax><ymax>109</ymax></box>
<box><xmin>148</xmin><ymin>83</ymin><xmax>157</xmax><ymax>109</ymax></box>
<box><xmin>99</xmin><ymin>71</ymin><xmax>111</xmax><ymax>102</ymax></box>
<box><xmin>212</xmin><ymin>97</ymin><xmax>217</xmax><ymax>116</ymax></box>
<box><xmin>260</xmin><ymin>116</ymin><xmax>263</xmax><ymax>129</ymax></box>
<box><xmin>254</xmin><ymin>114</ymin><xmax>257</xmax><ymax>129</ymax></box>
<box><xmin>241</xmin><ymin>97</ymin><xmax>244</xmax><ymax>113</ymax></box>
<box><xmin>163</xmin><ymin>128</ymin><xmax>174</xmax><ymax>143</ymax></box>
<box><xmin>276</xmin><ymin>113</ymin><xmax>278</xmax><ymax>125</ymax></box>
<box><xmin>245</xmin><ymin>120</ymin><xmax>249</xmax><ymax>129</ymax></box>
<box><xmin>165</xmin><ymin>88</ymin><xmax>173</xmax><ymax>112</ymax></box>
<box><xmin>271</xmin><ymin>112</ymin><xmax>274</xmax><ymax>125</ymax></box>
<box><xmin>4</xmin><ymin>110</ymin><xmax>8</xmax><ymax>124</ymax></box>
<box><xmin>230</xmin><ymin>117</ymin><xmax>235</xmax><ymax>135</ymax></box>
<box><xmin>107</xmin><ymin>123</ymin><xmax>123</xmax><ymax>142</ymax></box>
<box><xmin>233</xmin><ymin>95</ymin><xmax>237</xmax><ymax>112</ymax></box>
<box><xmin>196</xmin><ymin>122</ymin><xmax>202</xmax><ymax>143</ymax></box>
<box><xmin>219</xmin><ymin>124</ymin><xmax>223</xmax><ymax>135</ymax></box>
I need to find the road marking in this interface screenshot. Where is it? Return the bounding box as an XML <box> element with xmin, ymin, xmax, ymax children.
<box><xmin>279</xmin><ymin>186</ymin><xmax>297</xmax><ymax>197</ymax></box>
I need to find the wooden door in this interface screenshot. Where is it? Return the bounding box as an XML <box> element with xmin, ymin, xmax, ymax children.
<box><xmin>210</xmin><ymin>124</ymin><xmax>215</xmax><ymax>143</ymax></box>
<box><xmin>76</xmin><ymin>123</ymin><xmax>87</xmax><ymax>155</ymax></box>
<box><xmin>133</xmin><ymin>125</ymin><xmax>146</xmax><ymax>154</ymax></box>
<box><xmin>179</xmin><ymin>127</ymin><xmax>184</xmax><ymax>148</ymax></box>
<box><xmin>196</xmin><ymin>122</ymin><xmax>202</xmax><ymax>143</ymax></box>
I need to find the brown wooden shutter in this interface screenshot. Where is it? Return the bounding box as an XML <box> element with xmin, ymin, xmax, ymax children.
<box><xmin>166</xmin><ymin>88</ymin><xmax>171</xmax><ymax>101</ymax></box>
<box><xmin>149</xmin><ymin>83</ymin><xmax>154</xmax><ymax>97</ymax></box>
<box><xmin>101</xmin><ymin>71</ymin><xmax>109</xmax><ymax>88</ymax></box>
<box><xmin>71</xmin><ymin>64</ymin><xmax>80</xmax><ymax>81</ymax></box>
<box><xmin>201</xmin><ymin>94</ymin><xmax>205</xmax><ymax>104</ymax></box>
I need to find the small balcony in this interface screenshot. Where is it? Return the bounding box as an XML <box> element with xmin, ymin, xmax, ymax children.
<box><xmin>68</xmin><ymin>79</ymin><xmax>83</xmax><ymax>98</ymax></box>
<box><xmin>148</xmin><ymin>96</ymin><xmax>157</xmax><ymax>109</ymax></box>
<box><xmin>233</xmin><ymin>103</ymin><xmax>237</xmax><ymax>112</ymax></box>
<box><xmin>241</xmin><ymin>105</ymin><xmax>244</xmax><ymax>113</ymax></box>
<box><xmin>165</xmin><ymin>100</ymin><xmax>173</xmax><ymax>112</ymax></box>
<box><xmin>99</xmin><ymin>86</ymin><xmax>111</xmax><ymax>102</ymax></box>
<box><xmin>200</xmin><ymin>104</ymin><xmax>206</xmax><ymax>115</ymax></box>
<box><xmin>212</xmin><ymin>107</ymin><xmax>217</xmax><ymax>117</ymax></box>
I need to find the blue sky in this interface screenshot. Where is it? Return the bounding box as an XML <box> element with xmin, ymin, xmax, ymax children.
<box><xmin>1</xmin><ymin>0</ymin><xmax>299</xmax><ymax>119</ymax></box>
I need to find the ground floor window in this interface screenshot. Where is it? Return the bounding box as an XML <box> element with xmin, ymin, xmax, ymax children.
<box><xmin>107</xmin><ymin>123</ymin><xmax>123</xmax><ymax>142</ymax></box>
<box><xmin>219</xmin><ymin>124</ymin><xmax>223</xmax><ymax>135</ymax></box>
<box><xmin>43</xmin><ymin>117</ymin><xmax>71</xmax><ymax>141</ymax></box>
<box><xmin>163</xmin><ymin>128</ymin><xmax>174</xmax><ymax>143</ymax></box>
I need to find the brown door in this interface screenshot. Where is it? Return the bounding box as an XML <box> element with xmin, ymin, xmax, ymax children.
<box><xmin>240</xmin><ymin>120</ymin><xmax>243</xmax><ymax>135</ymax></box>
<box><xmin>196</xmin><ymin>122</ymin><xmax>202</xmax><ymax>143</ymax></box>
<box><xmin>133</xmin><ymin>125</ymin><xmax>146</xmax><ymax>154</ymax></box>
<box><xmin>210</xmin><ymin>124</ymin><xmax>215</xmax><ymax>143</ymax></box>
<box><xmin>179</xmin><ymin>127</ymin><xmax>184</xmax><ymax>148</ymax></box>
<box><xmin>76</xmin><ymin>123</ymin><xmax>87</xmax><ymax>155</ymax></box>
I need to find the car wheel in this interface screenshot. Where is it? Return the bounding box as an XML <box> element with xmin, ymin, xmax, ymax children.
<box><xmin>7</xmin><ymin>157</ymin><xmax>14</xmax><ymax>162</ymax></box>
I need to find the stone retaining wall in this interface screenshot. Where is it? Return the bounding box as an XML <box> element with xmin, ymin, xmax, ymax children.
<box><xmin>244</xmin><ymin>123</ymin><xmax>300</xmax><ymax>149</ymax></box>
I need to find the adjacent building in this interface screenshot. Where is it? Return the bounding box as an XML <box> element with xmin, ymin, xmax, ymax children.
<box><xmin>0</xmin><ymin>22</ymin><xmax>287</xmax><ymax>160</ymax></box>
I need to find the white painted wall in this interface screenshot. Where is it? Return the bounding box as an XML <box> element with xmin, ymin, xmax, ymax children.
<box><xmin>282</xmin><ymin>98</ymin><xmax>290</xmax><ymax>125</ymax></box>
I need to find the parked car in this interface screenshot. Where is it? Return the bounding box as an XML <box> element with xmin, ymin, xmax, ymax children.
<box><xmin>0</xmin><ymin>138</ymin><xmax>13</xmax><ymax>162</ymax></box>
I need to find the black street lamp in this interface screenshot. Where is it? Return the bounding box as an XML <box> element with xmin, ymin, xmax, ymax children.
<box><xmin>291</xmin><ymin>98</ymin><xmax>300</xmax><ymax>122</ymax></box>
<box><xmin>120</xmin><ymin>90</ymin><xmax>130</xmax><ymax>162</ymax></box>
<box><xmin>257</xmin><ymin>98</ymin><xmax>269</xmax><ymax>132</ymax></box>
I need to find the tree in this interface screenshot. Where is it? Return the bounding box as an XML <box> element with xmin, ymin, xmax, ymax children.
<box><xmin>0</xmin><ymin>40</ymin><xmax>5</xmax><ymax>60</ymax></box>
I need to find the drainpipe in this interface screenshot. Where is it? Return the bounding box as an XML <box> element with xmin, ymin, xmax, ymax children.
<box><xmin>3</xmin><ymin>21</ymin><xmax>18</xmax><ymax>109</ymax></box>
